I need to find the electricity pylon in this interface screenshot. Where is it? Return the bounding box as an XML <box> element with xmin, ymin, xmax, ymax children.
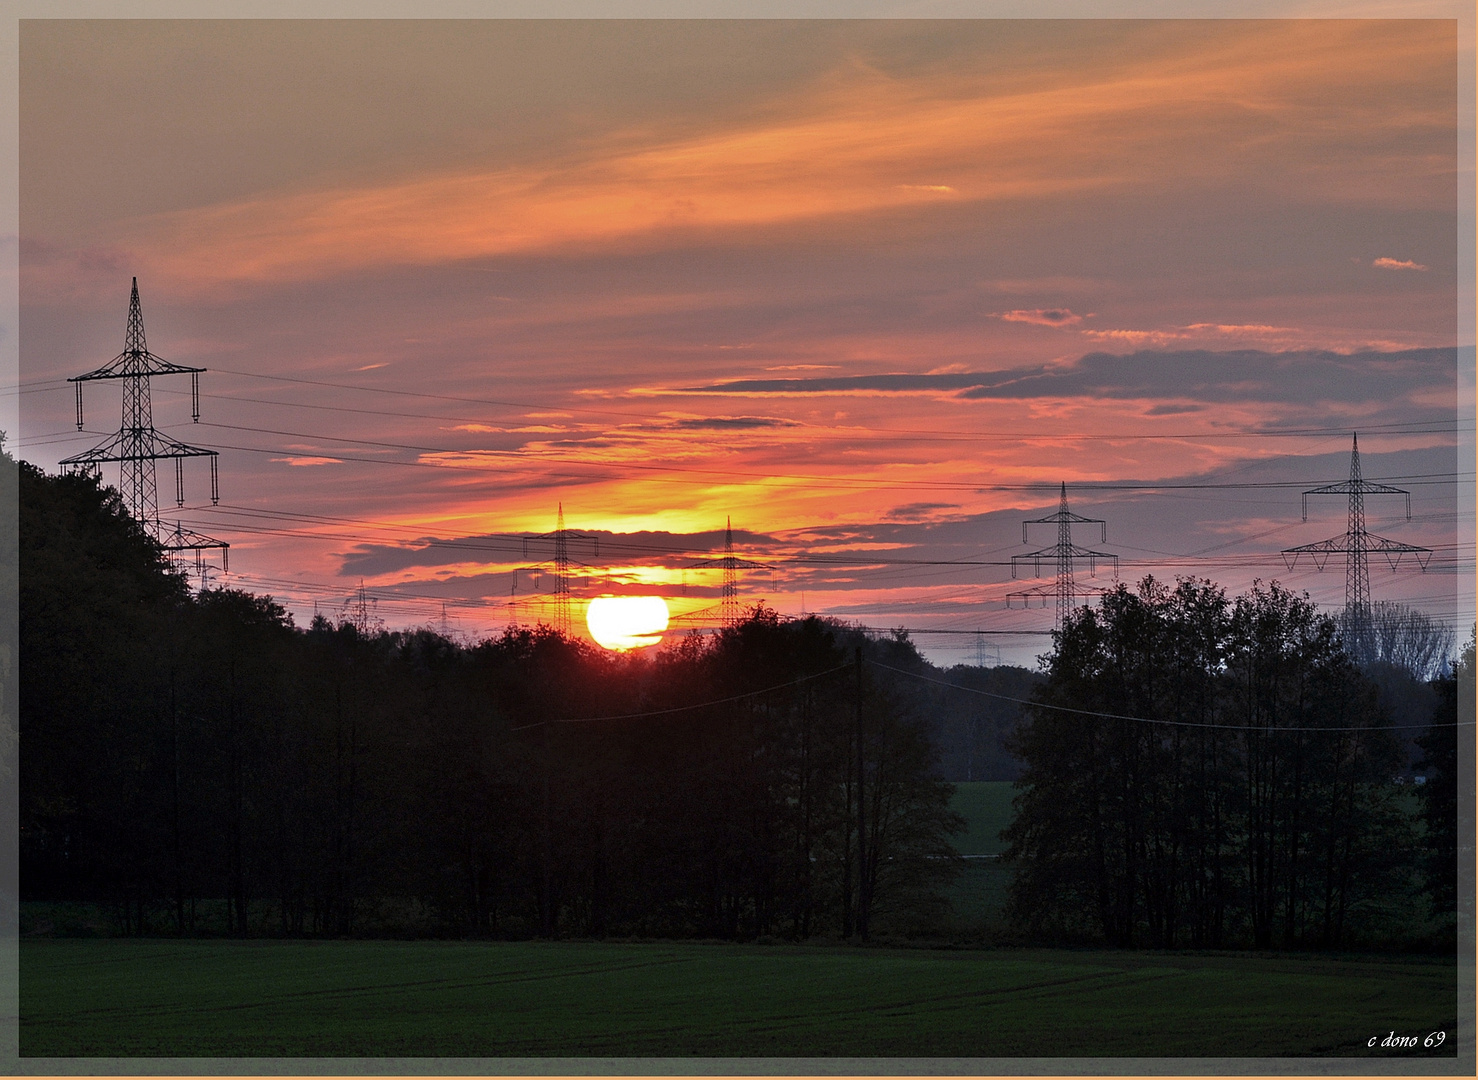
<box><xmin>61</xmin><ymin>278</ymin><xmax>228</xmax><ymax>585</ymax></box>
<box><xmin>686</xmin><ymin>517</ymin><xmax>775</xmax><ymax>627</ymax></box>
<box><xmin>973</xmin><ymin>631</ymin><xmax>999</xmax><ymax>667</ymax></box>
<box><xmin>1007</xmin><ymin>482</ymin><xmax>1118</xmax><ymax>629</ymax></box>
<box><xmin>1281</xmin><ymin>433</ymin><xmax>1430</xmax><ymax>662</ymax></box>
<box><xmin>522</xmin><ymin>503</ymin><xmax>599</xmax><ymax>635</ymax></box>
<box><xmin>342</xmin><ymin>579</ymin><xmax>381</xmax><ymax>636</ymax></box>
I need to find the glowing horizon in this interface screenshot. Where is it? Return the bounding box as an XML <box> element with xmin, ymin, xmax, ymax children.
<box><xmin>16</xmin><ymin>19</ymin><xmax>1469</xmax><ymax>664</ymax></box>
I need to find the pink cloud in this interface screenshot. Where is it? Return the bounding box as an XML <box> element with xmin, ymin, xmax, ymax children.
<box><xmin>1372</xmin><ymin>257</ymin><xmax>1428</xmax><ymax>271</ymax></box>
<box><xmin>1080</xmin><ymin>328</ymin><xmax>1181</xmax><ymax>345</ymax></box>
<box><xmin>114</xmin><ymin>21</ymin><xmax>1453</xmax><ymax>296</ymax></box>
<box><xmin>995</xmin><ymin>308</ymin><xmax>1083</xmax><ymax>326</ymax></box>
<box><xmin>1182</xmin><ymin>322</ymin><xmax>1297</xmax><ymax>335</ymax></box>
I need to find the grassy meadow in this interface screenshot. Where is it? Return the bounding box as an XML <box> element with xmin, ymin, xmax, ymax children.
<box><xmin>948</xmin><ymin>780</ymin><xmax>1016</xmax><ymax>857</ymax></box>
<box><xmin>18</xmin><ymin>780</ymin><xmax>1458</xmax><ymax>1060</ymax></box>
<box><xmin>20</xmin><ymin>937</ymin><xmax>1457</xmax><ymax>1059</ymax></box>
<box><xmin>942</xmin><ymin>780</ymin><xmax>1015</xmax><ymax>934</ymax></box>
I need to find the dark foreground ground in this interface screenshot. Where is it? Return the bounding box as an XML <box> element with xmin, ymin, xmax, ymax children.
<box><xmin>20</xmin><ymin>937</ymin><xmax>1457</xmax><ymax>1059</ymax></box>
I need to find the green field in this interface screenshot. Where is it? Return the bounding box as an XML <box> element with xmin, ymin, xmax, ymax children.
<box><xmin>20</xmin><ymin>781</ymin><xmax>1458</xmax><ymax>1061</ymax></box>
<box><xmin>948</xmin><ymin>780</ymin><xmax>1016</xmax><ymax>856</ymax></box>
<box><xmin>20</xmin><ymin>938</ymin><xmax>1457</xmax><ymax>1058</ymax></box>
<box><xmin>943</xmin><ymin>780</ymin><xmax>1015</xmax><ymax>933</ymax></box>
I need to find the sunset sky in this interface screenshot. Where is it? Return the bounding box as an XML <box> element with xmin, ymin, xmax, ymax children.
<box><xmin>14</xmin><ymin>15</ymin><xmax>1473</xmax><ymax>665</ymax></box>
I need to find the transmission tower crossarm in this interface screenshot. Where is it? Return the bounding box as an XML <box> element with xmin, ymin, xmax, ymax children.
<box><xmin>1362</xmin><ymin>533</ymin><xmax>1434</xmax><ymax>570</ymax></box>
<box><xmin>1021</xmin><ymin>508</ymin><xmax>1109</xmax><ymax>531</ymax></box>
<box><xmin>1013</xmin><ymin>541</ymin><xmax>1117</xmax><ymax>562</ymax></box>
<box><xmin>1301</xmin><ymin>481</ymin><xmax>1412</xmax><ymax>521</ymax></box>
<box><xmin>1280</xmin><ymin>534</ymin><xmax>1348</xmax><ymax>572</ymax></box>
<box><xmin>688</xmin><ymin>556</ymin><xmax>775</xmax><ymax>570</ymax></box>
<box><xmin>1011</xmin><ymin>546</ymin><xmax>1118</xmax><ymax>579</ymax></box>
<box><xmin>1020</xmin><ymin>481</ymin><xmax>1107</xmax><ymax>526</ymax></box>
<box><xmin>1005</xmin><ymin>579</ymin><xmax>1115</xmax><ymax>608</ymax></box>
<box><xmin>1282</xmin><ymin>531</ymin><xmax>1430</xmax><ymax>558</ymax></box>
<box><xmin>69</xmin><ymin>355</ymin><xmax>206</xmax><ymax>383</ymax></box>
<box><xmin>60</xmin><ymin>429</ymin><xmax>218</xmax><ymax>465</ymax></box>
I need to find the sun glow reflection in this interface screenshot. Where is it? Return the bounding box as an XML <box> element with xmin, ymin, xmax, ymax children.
<box><xmin>586</xmin><ymin>595</ymin><xmax>670</xmax><ymax>651</ymax></box>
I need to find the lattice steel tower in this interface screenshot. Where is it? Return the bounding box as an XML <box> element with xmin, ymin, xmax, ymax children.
<box><xmin>687</xmin><ymin>517</ymin><xmax>775</xmax><ymax>627</ymax></box>
<box><xmin>1007</xmin><ymin>483</ymin><xmax>1118</xmax><ymax>629</ymax></box>
<box><xmin>1281</xmin><ymin>433</ymin><xmax>1430</xmax><ymax>661</ymax></box>
<box><xmin>61</xmin><ymin>279</ymin><xmax>228</xmax><ymax>582</ymax></box>
<box><xmin>522</xmin><ymin>503</ymin><xmax>599</xmax><ymax>635</ymax></box>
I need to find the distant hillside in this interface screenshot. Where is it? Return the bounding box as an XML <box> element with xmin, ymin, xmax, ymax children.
<box><xmin>927</xmin><ymin>664</ymin><xmax>1042</xmax><ymax>781</ymax></box>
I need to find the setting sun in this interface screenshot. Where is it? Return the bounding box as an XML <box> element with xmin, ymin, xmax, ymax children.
<box><xmin>586</xmin><ymin>595</ymin><xmax>670</xmax><ymax>651</ymax></box>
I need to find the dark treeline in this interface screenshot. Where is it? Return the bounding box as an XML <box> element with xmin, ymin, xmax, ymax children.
<box><xmin>20</xmin><ymin>461</ymin><xmax>963</xmax><ymax>940</ymax></box>
<box><xmin>1004</xmin><ymin>576</ymin><xmax>1466</xmax><ymax>950</ymax></box>
<box><xmin>19</xmin><ymin>455</ymin><xmax>1461</xmax><ymax>949</ymax></box>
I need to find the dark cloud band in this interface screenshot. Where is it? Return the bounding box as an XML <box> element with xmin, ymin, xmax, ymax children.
<box><xmin>676</xmin><ymin>348</ymin><xmax>1456</xmax><ymax>406</ymax></box>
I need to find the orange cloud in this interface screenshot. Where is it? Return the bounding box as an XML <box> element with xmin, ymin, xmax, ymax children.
<box><xmin>995</xmin><ymin>308</ymin><xmax>1083</xmax><ymax>326</ymax></box>
<box><xmin>1181</xmin><ymin>323</ymin><xmax>1297</xmax><ymax>335</ymax></box>
<box><xmin>1081</xmin><ymin>328</ymin><xmax>1183</xmax><ymax>345</ymax></box>
<box><xmin>270</xmin><ymin>456</ymin><xmax>342</xmax><ymax>467</ymax></box>
<box><xmin>1372</xmin><ymin>257</ymin><xmax>1429</xmax><ymax>271</ymax></box>
<box><xmin>111</xmin><ymin>21</ymin><xmax>1452</xmax><ymax>295</ymax></box>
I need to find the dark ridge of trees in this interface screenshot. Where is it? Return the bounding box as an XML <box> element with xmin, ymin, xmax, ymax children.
<box><xmin>929</xmin><ymin>664</ymin><xmax>1042</xmax><ymax>781</ymax></box>
<box><xmin>19</xmin><ymin>462</ymin><xmax>961</xmax><ymax>940</ymax></box>
<box><xmin>0</xmin><ymin>441</ymin><xmax>17</xmax><ymax>925</ymax></box>
<box><xmin>1414</xmin><ymin>630</ymin><xmax>1471</xmax><ymax>924</ymax></box>
<box><xmin>1003</xmin><ymin>577</ymin><xmax>1442</xmax><ymax>950</ymax></box>
<box><xmin>19</xmin><ymin>460</ymin><xmax>1448</xmax><ymax>948</ymax></box>
<box><xmin>826</xmin><ymin>625</ymin><xmax>1041</xmax><ymax>782</ymax></box>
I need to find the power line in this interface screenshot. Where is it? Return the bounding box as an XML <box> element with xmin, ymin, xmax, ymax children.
<box><xmin>21</xmin><ymin>365</ymin><xmax>1466</xmax><ymax>443</ymax></box>
<box><xmin>174</xmin><ymin>418</ymin><xmax>1477</xmax><ymax>494</ymax></box>
<box><xmin>157</xmin><ymin>384</ymin><xmax>1478</xmax><ymax>446</ymax></box>
<box><xmin>169</xmin><ymin>503</ymin><xmax>1473</xmax><ymax>577</ymax></box>
<box><xmin>164</xmin><ymin>523</ymin><xmax>1477</xmax><ymax>587</ymax></box>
